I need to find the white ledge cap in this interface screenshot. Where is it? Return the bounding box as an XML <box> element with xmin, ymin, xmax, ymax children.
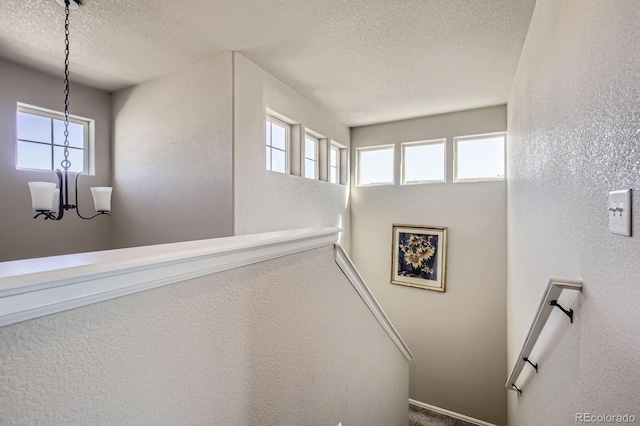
<box><xmin>0</xmin><ymin>227</ymin><xmax>342</xmax><ymax>297</ymax></box>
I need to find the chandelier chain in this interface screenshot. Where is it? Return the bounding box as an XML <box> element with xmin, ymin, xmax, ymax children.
<box><xmin>28</xmin><ymin>0</ymin><xmax>112</xmax><ymax>221</ymax></box>
<box><xmin>61</xmin><ymin>1</ymin><xmax>71</xmax><ymax>171</ymax></box>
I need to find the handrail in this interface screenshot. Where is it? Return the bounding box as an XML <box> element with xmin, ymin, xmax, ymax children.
<box><xmin>334</xmin><ymin>244</ymin><xmax>413</xmax><ymax>361</ymax></box>
<box><xmin>505</xmin><ymin>276</ymin><xmax>582</xmax><ymax>394</ymax></box>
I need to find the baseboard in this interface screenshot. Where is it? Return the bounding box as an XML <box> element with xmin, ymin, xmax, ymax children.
<box><xmin>409</xmin><ymin>399</ymin><xmax>497</xmax><ymax>426</ymax></box>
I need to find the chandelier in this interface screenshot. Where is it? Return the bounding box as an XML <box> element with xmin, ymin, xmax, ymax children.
<box><xmin>28</xmin><ymin>0</ymin><xmax>113</xmax><ymax>220</ymax></box>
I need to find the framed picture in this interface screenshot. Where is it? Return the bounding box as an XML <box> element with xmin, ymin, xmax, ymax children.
<box><xmin>391</xmin><ymin>224</ymin><xmax>447</xmax><ymax>292</ymax></box>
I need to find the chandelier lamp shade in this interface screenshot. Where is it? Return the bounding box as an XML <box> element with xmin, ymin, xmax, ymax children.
<box><xmin>28</xmin><ymin>0</ymin><xmax>113</xmax><ymax>221</ymax></box>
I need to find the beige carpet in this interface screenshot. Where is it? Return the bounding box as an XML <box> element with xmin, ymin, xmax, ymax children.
<box><xmin>409</xmin><ymin>403</ymin><xmax>477</xmax><ymax>426</ymax></box>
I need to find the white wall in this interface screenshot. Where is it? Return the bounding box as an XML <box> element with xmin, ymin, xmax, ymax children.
<box><xmin>0</xmin><ymin>59</ymin><xmax>113</xmax><ymax>261</ymax></box>
<box><xmin>507</xmin><ymin>1</ymin><xmax>640</xmax><ymax>425</ymax></box>
<box><xmin>0</xmin><ymin>246</ymin><xmax>409</xmax><ymax>425</ymax></box>
<box><xmin>112</xmin><ymin>53</ymin><xmax>234</xmax><ymax>248</ymax></box>
<box><xmin>350</xmin><ymin>105</ymin><xmax>507</xmax><ymax>425</ymax></box>
<box><xmin>233</xmin><ymin>53</ymin><xmax>351</xmax><ymax>250</ymax></box>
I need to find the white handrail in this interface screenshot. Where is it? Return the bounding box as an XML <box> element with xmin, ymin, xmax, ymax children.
<box><xmin>505</xmin><ymin>276</ymin><xmax>582</xmax><ymax>393</ymax></box>
<box><xmin>334</xmin><ymin>244</ymin><xmax>413</xmax><ymax>361</ymax></box>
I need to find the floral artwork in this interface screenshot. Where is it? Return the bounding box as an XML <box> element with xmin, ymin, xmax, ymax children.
<box><xmin>391</xmin><ymin>225</ymin><xmax>447</xmax><ymax>292</ymax></box>
<box><xmin>398</xmin><ymin>233</ymin><xmax>438</xmax><ymax>280</ymax></box>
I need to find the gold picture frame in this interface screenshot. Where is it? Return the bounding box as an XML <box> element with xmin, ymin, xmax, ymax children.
<box><xmin>391</xmin><ymin>224</ymin><xmax>447</xmax><ymax>292</ymax></box>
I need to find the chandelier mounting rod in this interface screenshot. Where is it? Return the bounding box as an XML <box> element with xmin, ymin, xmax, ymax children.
<box><xmin>55</xmin><ymin>0</ymin><xmax>81</xmax><ymax>10</ymax></box>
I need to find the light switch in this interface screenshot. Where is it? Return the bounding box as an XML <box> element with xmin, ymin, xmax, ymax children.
<box><xmin>608</xmin><ymin>189</ymin><xmax>632</xmax><ymax>236</ymax></box>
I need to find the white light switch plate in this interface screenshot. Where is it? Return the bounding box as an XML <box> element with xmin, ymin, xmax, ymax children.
<box><xmin>609</xmin><ymin>189</ymin><xmax>632</xmax><ymax>236</ymax></box>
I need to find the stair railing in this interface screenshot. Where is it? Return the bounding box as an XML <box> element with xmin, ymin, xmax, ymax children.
<box><xmin>506</xmin><ymin>276</ymin><xmax>582</xmax><ymax>395</ymax></box>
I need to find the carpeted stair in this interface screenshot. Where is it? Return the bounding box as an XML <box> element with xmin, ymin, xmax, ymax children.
<box><xmin>409</xmin><ymin>403</ymin><xmax>477</xmax><ymax>426</ymax></box>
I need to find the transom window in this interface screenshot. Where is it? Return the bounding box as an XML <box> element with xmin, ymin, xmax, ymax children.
<box><xmin>454</xmin><ymin>133</ymin><xmax>506</xmax><ymax>182</ymax></box>
<box><xmin>16</xmin><ymin>103</ymin><xmax>90</xmax><ymax>173</ymax></box>
<box><xmin>401</xmin><ymin>139</ymin><xmax>446</xmax><ymax>184</ymax></box>
<box><xmin>304</xmin><ymin>133</ymin><xmax>318</xmax><ymax>179</ymax></box>
<box><xmin>357</xmin><ymin>145</ymin><xmax>394</xmax><ymax>186</ymax></box>
<box><xmin>265</xmin><ymin>116</ymin><xmax>290</xmax><ymax>174</ymax></box>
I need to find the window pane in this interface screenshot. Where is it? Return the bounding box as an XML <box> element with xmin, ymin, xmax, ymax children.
<box><xmin>456</xmin><ymin>135</ymin><xmax>505</xmax><ymax>180</ymax></box>
<box><xmin>271</xmin><ymin>148</ymin><xmax>286</xmax><ymax>173</ymax></box>
<box><xmin>330</xmin><ymin>166</ymin><xmax>339</xmax><ymax>184</ymax></box>
<box><xmin>265</xmin><ymin>121</ymin><xmax>271</xmax><ymax>146</ymax></box>
<box><xmin>53</xmin><ymin>146</ymin><xmax>84</xmax><ymax>173</ymax></box>
<box><xmin>266</xmin><ymin>146</ymin><xmax>272</xmax><ymax>170</ymax></box>
<box><xmin>271</xmin><ymin>122</ymin><xmax>286</xmax><ymax>150</ymax></box>
<box><xmin>305</xmin><ymin>159</ymin><xmax>316</xmax><ymax>179</ymax></box>
<box><xmin>359</xmin><ymin>147</ymin><xmax>393</xmax><ymax>185</ymax></box>
<box><xmin>53</xmin><ymin>120</ymin><xmax>84</xmax><ymax>148</ymax></box>
<box><xmin>403</xmin><ymin>142</ymin><xmax>445</xmax><ymax>183</ymax></box>
<box><xmin>17</xmin><ymin>112</ymin><xmax>51</xmax><ymax>143</ymax></box>
<box><xmin>17</xmin><ymin>141</ymin><xmax>51</xmax><ymax>170</ymax></box>
<box><xmin>330</xmin><ymin>147</ymin><xmax>338</xmax><ymax>167</ymax></box>
<box><xmin>305</xmin><ymin>138</ymin><xmax>316</xmax><ymax>160</ymax></box>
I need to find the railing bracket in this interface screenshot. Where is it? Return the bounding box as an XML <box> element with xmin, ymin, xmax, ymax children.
<box><xmin>523</xmin><ymin>357</ymin><xmax>538</xmax><ymax>373</ymax></box>
<box><xmin>511</xmin><ymin>384</ymin><xmax>522</xmax><ymax>395</ymax></box>
<box><xmin>549</xmin><ymin>300</ymin><xmax>574</xmax><ymax>323</ymax></box>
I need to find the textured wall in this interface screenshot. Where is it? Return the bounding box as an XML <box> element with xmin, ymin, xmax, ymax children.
<box><xmin>0</xmin><ymin>246</ymin><xmax>409</xmax><ymax>426</ymax></box>
<box><xmin>0</xmin><ymin>59</ymin><xmax>113</xmax><ymax>261</ymax></box>
<box><xmin>233</xmin><ymin>53</ymin><xmax>351</xmax><ymax>251</ymax></box>
<box><xmin>507</xmin><ymin>1</ymin><xmax>640</xmax><ymax>425</ymax></box>
<box><xmin>350</xmin><ymin>106</ymin><xmax>507</xmax><ymax>425</ymax></box>
<box><xmin>111</xmin><ymin>53</ymin><xmax>233</xmax><ymax>248</ymax></box>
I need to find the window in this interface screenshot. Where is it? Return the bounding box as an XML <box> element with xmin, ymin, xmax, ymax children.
<box><xmin>265</xmin><ymin>115</ymin><xmax>290</xmax><ymax>174</ymax></box>
<box><xmin>330</xmin><ymin>144</ymin><xmax>340</xmax><ymax>184</ymax></box>
<box><xmin>304</xmin><ymin>133</ymin><xmax>318</xmax><ymax>179</ymax></box>
<box><xmin>357</xmin><ymin>145</ymin><xmax>394</xmax><ymax>186</ymax></box>
<box><xmin>401</xmin><ymin>139</ymin><xmax>446</xmax><ymax>184</ymax></box>
<box><xmin>265</xmin><ymin>116</ymin><xmax>289</xmax><ymax>174</ymax></box>
<box><xmin>267</xmin><ymin>116</ymin><xmax>291</xmax><ymax>173</ymax></box>
<box><xmin>329</xmin><ymin>141</ymin><xmax>347</xmax><ymax>185</ymax></box>
<box><xmin>16</xmin><ymin>104</ymin><xmax>91</xmax><ymax>173</ymax></box>
<box><xmin>454</xmin><ymin>133</ymin><xmax>506</xmax><ymax>182</ymax></box>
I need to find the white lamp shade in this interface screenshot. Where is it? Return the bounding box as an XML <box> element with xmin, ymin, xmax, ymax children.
<box><xmin>90</xmin><ymin>187</ymin><xmax>112</xmax><ymax>212</ymax></box>
<box><xmin>28</xmin><ymin>182</ymin><xmax>57</xmax><ymax>211</ymax></box>
<box><xmin>50</xmin><ymin>189</ymin><xmax>60</xmax><ymax>214</ymax></box>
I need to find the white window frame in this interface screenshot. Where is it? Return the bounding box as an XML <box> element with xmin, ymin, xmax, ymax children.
<box><xmin>453</xmin><ymin>132</ymin><xmax>506</xmax><ymax>183</ymax></box>
<box><xmin>304</xmin><ymin>132</ymin><xmax>319</xmax><ymax>179</ymax></box>
<box><xmin>400</xmin><ymin>138</ymin><xmax>446</xmax><ymax>185</ymax></box>
<box><xmin>330</xmin><ymin>143</ymin><xmax>341</xmax><ymax>184</ymax></box>
<box><xmin>265</xmin><ymin>115</ymin><xmax>291</xmax><ymax>174</ymax></box>
<box><xmin>356</xmin><ymin>144</ymin><xmax>395</xmax><ymax>187</ymax></box>
<box><xmin>16</xmin><ymin>103</ymin><xmax>93</xmax><ymax>174</ymax></box>
<box><xmin>330</xmin><ymin>140</ymin><xmax>348</xmax><ymax>186</ymax></box>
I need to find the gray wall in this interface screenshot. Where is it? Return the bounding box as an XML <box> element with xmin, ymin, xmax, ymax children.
<box><xmin>233</xmin><ymin>53</ymin><xmax>351</xmax><ymax>250</ymax></box>
<box><xmin>0</xmin><ymin>246</ymin><xmax>409</xmax><ymax>426</ymax></box>
<box><xmin>507</xmin><ymin>1</ymin><xmax>640</xmax><ymax>425</ymax></box>
<box><xmin>1</xmin><ymin>51</ymin><xmax>350</xmax><ymax>257</ymax></box>
<box><xmin>0</xmin><ymin>59</ymin><xmax>113</xmax><ymax>261</ymax></box>
<box><xmin>111</xmin><ymin>53</ymin><xmax>234</xmax><ymax>248</ymax></box>
<box><xmin>350</xmin><ymin>105</ymin><xmax>507</xmax><ymax>425</ymax></box>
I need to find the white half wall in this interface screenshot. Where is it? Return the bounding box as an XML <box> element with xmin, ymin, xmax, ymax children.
<box><xmin>350</xmin><ymin>105</ymin><xmax>508</xmax><ymax>426</ymax></box>
<box><xmin>233</xmin><ymin>53</ymin><xmax>351</xmax><ymax>251</ymax></box>
<box><xmin>507</xmin><ymin>1</ymin><xmax>640</xmax><ymax>424</ymax></box>
<box><xmin>0</xmin><ymin>244</ymin><xmax>409</xmax><ymax>425</ymax></box>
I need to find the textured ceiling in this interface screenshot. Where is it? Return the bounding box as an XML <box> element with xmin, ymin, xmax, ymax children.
<box><xmin>0</xmin><ymin>0</ymin><xmax>535</xmax><ymax>126</ymax></box>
